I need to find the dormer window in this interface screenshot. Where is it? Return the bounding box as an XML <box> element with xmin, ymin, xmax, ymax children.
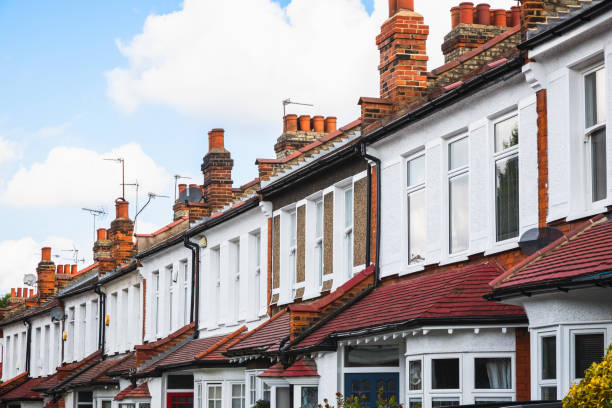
<box><xmin>584</xmin><ymin>66</ymin><xmax>607</xmax><ymax>204</ymax></box>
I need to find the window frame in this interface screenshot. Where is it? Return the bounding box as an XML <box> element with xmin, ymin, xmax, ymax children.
<box><xmin>314</xmin><ymin>198</ymin><xmax>324</xmax><ymax>288</ymax></box>
<box><xmin>404</xmin><ymin>152</ymin><xmax>427</xmax><ymax>270</ymax></box>
<box><xmin>205</xmin><ymin>383</ymin><xmax>223</xmax><ymax>408</ymax></box>
<box><xmin>166</xmin><ymin>264</ymin><xmax>175</xmax><ymax>332</ymax></box>
<box><xmin>537</xmin><ymin>331</ymin><xmax>558</xmax><ymax>400</ymax></box>
<box><xmin>210</xmin><ymin>246</ymin><xmax>221</xmax><ymax>325</ymax></box>
<box><xmin>230</xmin><ymin>381</ymin><xmax>246</xmax><ymax>408</ymax></box>
<box><xmin>181</xmin><ymin>259</ymin><xmax>189</xmax><ymax>326</ymax></box>
<box><xmin>152</xmin><ymin>270</ymin><xmax>160</xmax><ymax>337</ymax></box>
<box><xmin>250</xmin><ymin>231</ymin><xmax>262</xmax><ymax>317</ymax></box>
<box><xmin>570</xmin><ymin>327</ymin><xmax>606</xmax><ymax>383</ymax></box>
<box><xmin>343</xmin><ymin>186</ymin><xmax>354</xmax><ymax>278</ymax></box>
<box><xmin>582</xmin><ymin>64</ymin><xmax>607</xmax><ymax>208</ymax></box>
<box><xmin>446</xmin><ymin>135</ymin><xmax>470</xmax><ymax>256</ymax></box>
<box><xmin>491</xmin><ymin>111</ymin><xmax>521</xmax><ymax>246</ymax></box>
<box><xmin>231</xmin><ymin>238</ymin><xmax>241</xmax><ymax>323</ymax></box>
<box><xmin>287</xmin><ymin>209</ymin><xmax>298</xmax><ymax>295</ymax></box>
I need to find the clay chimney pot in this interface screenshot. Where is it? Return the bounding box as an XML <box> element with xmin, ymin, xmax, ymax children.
<box><xmin>10</xmin><ymin>288</ymin><xmax>15</xmax><ymax>298</ymax></box>
<box><xmin>312</xmin><ymin>116</ymin><xmax>325</xmax><ymax>133</ymax></box>
<box><xmin>298</xmin><ymin>115</ymin><xmax>311</xmax><ymax>132</ymax></box>
<box><xmin>511</xmin><ymin>6</ymin><xmax>521</xmax><ymax>27</ymax></box>
<box><xmin>115</xmin><ymin>199</ymin><xmax>129</xmax><ymax>219</ymax></box>
<box><xmin>451</xmin><ymin>7</ymin><xmax>461</xmax><ymax>28</ymax></box>
<box><xmin>285</xmin><ymin>114</ymin><xmax>298</xmax><ymax>132</ymax></box>
<box><xmin>476</xmin><ymin>4</ymin><xmax>491</xmax><ymax>25</ymax></box>
<box><xmin>41</xmin><ymin>247</ymin><xmax>52</xmax><ymax>261</ymax></box>
<box><xmin>178</xmin><ymin>184</ymin><xmax>187</xmax><ymax>195</ymax></box>
<box><xmin>71</xmin><ymin>265</ymin><xmax>77</xmax><ymax>275</ymax></box>
<box><xmin>493</xmin><ymin>9</ymin><xmax>506</xmax><ymax>26</ymax></box>
<box><xmin>17</xmin><ymin>288</ymin><xmax>22</xmax><ymax>298</ymax></box>
<box><xmin>64</xmin><ymin>264</ymin><xmax>70</xmax><ymax>275</ymax></box>
<box><xmin>97</xmin><ymin>228</ymin><xmax>107</xmax><ymax>241</ymax></box>
<box><xmin>208</xmin><ymin>128</ymin><xmax>225</xmax><ymax>151</ymax></box>
<box><xmin>57</xmin><ymin>265</ymin><xmax>64</xmax><ymax>274</ymax></box>
<box><xmin>459</xmin><ymin>2</ymin><xmax>474</xmax><ymax>24</ymax></box>
<box><xmin>324</xmin><ymin>117</ymin><xmax>337</xmax><ymax>133</ymax></box>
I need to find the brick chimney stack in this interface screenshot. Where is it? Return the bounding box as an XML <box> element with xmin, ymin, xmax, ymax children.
<box><xmin>37</xmin><ymin>247</ymin><xmax>56</xmax><ymax>300</ymax></box>
<box><xmin>377</xmin><ymin>0</ymin><xmax>429</xmax><ymax>110</ymax></box>
<box><xmin>275</xmin><ymin>114</ymin><xmax>337</xmax><ymax>159</ymax></box>
<box><xmin>94</xmin><ymin>228</ymin><xmax>114</xmax><ymax>274</ymax></box>
<box><xmin>201</xmin><ymin>129</ymin><xmax>234</xmax><ymax>213</ymax></box>
<box><xmin>107</xmin><ymin>199</ymin><xmax>136</xmax><ymax>271</ymax></box>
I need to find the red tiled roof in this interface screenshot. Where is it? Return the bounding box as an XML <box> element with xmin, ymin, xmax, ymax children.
<box><xmin>31</xmin><ymin>373</ymin><xmax>59</xmax><ymax>392</ymax></box>
<box><xmin>115</xmin><ymin>382</ymin><xmax>151</xmax><ymax>401</ymax></box>
<box><xmin>60</xmin><ymin>355</ymin><xmax>129</xmax><ymax>390</ymax></box>
<box><xmin>106</xmin><ymin>352</ymin><xmax>136</xmax><ymax>376</ymax></box>
<box><xmin>136</xmin><ymin>323</ymin><xmax>195</xmax><ymax>351</ymax></box>
<box><xmin>292</xmin><ymin>263</ymin><xmax>525</xmax><ymax>350</ymax></box>
<box><xmin>195</xmin><ymin>326</ymin><xmax>246</xmax><ymax>360</ymax></box>
<box><xmin>258</xmin><ymin>363</ymin><xmax>285</xmax><ymax>378</ymax></box>
<box><xmin>282</xmin><ymin>358</ymin><xmax>318</xmax><ymax>377</ymax></box>
<box><xmin>490</xmin><ymin>215</ymin><xmax>612</xmax><ymax>293</ymax></box>
<box><xmin>0</xmin><ymin>376</ymin><xmax>48</xmax><ymax>402</ymax></box>
<box><xmin>227</xmin><ymin>310</ymin><xmax>290</xmax><ymax>355</ymax></box>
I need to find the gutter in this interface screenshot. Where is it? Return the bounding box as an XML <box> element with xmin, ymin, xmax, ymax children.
<box><xmin>519</xmin><ymin>1</ymin><xmax>612</xmax><ymax>50</ymax></box>
<box><xmin>362</xmin><ymin>57</ymin><xmax>523</xmax><ymax>146</ymax></box>
<box><xmin>183</xmin><ymin>236</ymin><xmax>200</xmax><ymax>338</ymax></box>
<box><xmin>93</xmin><ymin>285</ymin><xmax>107</xmax><ymax>356</ymax></box>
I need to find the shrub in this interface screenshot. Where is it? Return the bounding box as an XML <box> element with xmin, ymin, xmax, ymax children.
<box><xmin>314</xmin><ymin>389</ymin><xmax>402</xmax><ymax>408</ymax></box>
<box><xmin>563</xmin><ymin>344</ymin><xmax>612</xmax><ymax>408</ymax></box>
<box><xmin>253</xmin><ymin>400</ymin><xmax>270</xmax><ymax>408</ymax></box>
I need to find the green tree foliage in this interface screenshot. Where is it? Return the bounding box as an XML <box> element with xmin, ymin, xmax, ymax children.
<box><xmin>563</xmin><ymin>344</ymin><xmax>612</xmax><ymax>407</ymax></box>
<box><xmin>314</xmin><ymin>389</ymin><xmax>402</xmax><ymax>408</ymax></box>
<box><xmin>0</xmin><ymin>293</ymin><xmax>11</xmax><ymax>308</ymax></box>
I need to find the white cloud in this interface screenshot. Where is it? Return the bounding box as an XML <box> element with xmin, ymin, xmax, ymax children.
<box><xmin>135</xmin><ymin>219</ymin><xmax>161</xmax><ymax>235</ymax></box>
<box><xmin>0</xmin><ymin>136</ymin><xmax>19</xmax><ymax>166</ymax></box>
<box><xmin>1</xmin><ymin>143</ymin><xmax>170</xmax><ymax>208</ymax></box>
<box><xmin>37</xmin><ymin>121</ymin><xmax>73</xmax><ymax>138</ymax></box>
<box><xmin>0</xmin><ymin>236</ymin><xmax>84</xmax><ymax>294</ymax></box>
<box><xmin>107</xmin><ymin>0</ymin><xmax>513</xmax><ymax>126</ymax></box>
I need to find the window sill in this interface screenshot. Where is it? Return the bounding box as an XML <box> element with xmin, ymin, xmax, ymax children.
<box><xmin>484</xmin><ymin>240</ymin><xmax>519</xmax><ymax>256</ymax></box>
<box><xmin>438</xmin><ymin>254</ymin><xmax>469</xmax><ymax>267</ymax></box>
<box><xmin>399</xmin><ymin>264</ymin><xmax>425</xmax><ymax>276</ymax></box>
<box><xmin>566</xmin><ymin>206</ymin><xmax>607</xmax><ymax>222</ymax></box>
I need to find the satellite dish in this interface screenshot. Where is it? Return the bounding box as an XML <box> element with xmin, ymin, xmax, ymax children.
<box><xmin>23</xmin><ymin>274</ymin><xmax>37</xmax><ymax>286</ymax></box>
<box><xmin>178</xmin><ymin>188</ymin><xmax>188</xmax><ymax>202</ymax></box>
<box><xmin>187</xmin><ymin>186</ymin><xmax>203</xmax><ymax>203</ymax></box>
<box><xmin>518</xmin><ymin>227</ymin><xmax>564</xmax><ymax>256</ymax></box>
<box><xmin>50</xmin><ymin>307</ymin><xmax>65</xmax><ymax>322</ymax></box>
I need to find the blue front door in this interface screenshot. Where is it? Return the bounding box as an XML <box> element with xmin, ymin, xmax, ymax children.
<box><xmin>344</xmin><ymin>372</ymin><xmax>399</xmax><ymax>407</ymax></box>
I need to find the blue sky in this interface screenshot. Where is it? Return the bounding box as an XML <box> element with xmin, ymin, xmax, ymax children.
<box><xmin>0</xmin><ymin>0</ymin><xmax>510</xmax><ymax>292</ymax></box>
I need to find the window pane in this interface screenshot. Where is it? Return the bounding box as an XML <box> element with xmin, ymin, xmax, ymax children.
<box><xmin>301</xmin><ymin>387</ymin><xmax>318</xmax><ymax>408</ymax></box>
<box><xmin>495</xmin><ymin>116</ymin><xmax>519</xmax><ymax>152</ymax></box>
<box><xmin>449</xmin><ymin>137</ymin><xmax>468</xmax><ymax>170</ymax></box>
<box><xmin>585</xmin><ymin>68</ymin><xmax>606</xmax><ymax>128</ymax></box>
<box><xmin>409</xmin><ymin>398</ymin><xmax>423</xmax><ymax>408</ymax></box>
<box><xmin>541</xmin><ymin>386</ymin><xmax>557</xmax><ymax>401</ymax></box>
<box><xmin>495</xmin><ymin>155</ymin><xmax>519</xmax><ymax>241</ymax></box>
<box><xmin>408</xmin><ymin>189</ymin><xmax>426</xmax><ymax>264</ymax></box>
<box><xmin>408</xmin><ymin>155</ymin><xmax>425</xmax><ymax>187</ymax></box>
<box><xmin>345</xmin><ymin>346</ymin><xmax>399</xmax><ymax>367</ymax></box>
<box><xmin>168</xmin><ymin>374</ymin><xmax>194</xmax><ymax>389</ymax></box>
<box><xmin>449</xmin><ymin>174</ymin><xmax>469</xmax><ymax>253</ymax></box>
<box><xmin>432</xmin><ymin>359</ymin><xmax>460</xmax><ymax>389</ymax></box>
<box><xmin>290</xmin><ymin>212</ymin><xmax>297</xmax><ymax>246</ymax></box>
<box><xmin>575</xmin><ymin>333</ymin><xmax>604</xmax><ymax>378</ymax></box>
<box><xmin>78</xmin><ymin>392</ymin><xmax>93</xmax><ymax>403</ymax></box>
<box><xmin>409</xmin><ymin>360</ymin><xmax>422</xmax><ymax>390</ymax></box>
<box><xmin>474</xmin><ymin>358</ymin><xmax>511</xmax><ymax>389</ymax></box>
<box><xmin>345</xmin><ymin>188</ymin><xmax>353</xmax><ymax>228</ymax></box>
<box><xmin>542</xmin><ymin>336</ymin><xmax>557</xmax><ymax>380</ymax></box>
<box><xmin>591</xmin><ymin>127</ymin><xmax>607</xmax><ymax>202</ymax></box>
<box><xmin>432</xmin><ymin>398</ymin><xmax>460</xmax><ymax>407</ymax></box>
<box><xmin>315</xmin><ymin>200</ymin><xmax>323</xmax><ymax>237</ymax></box>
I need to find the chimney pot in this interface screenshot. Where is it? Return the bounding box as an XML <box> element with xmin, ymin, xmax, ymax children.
<box><xmin>476</xmin><ymin>3</ymin><xmax>491</xmax><ymax>25</ymax></box>
<box><xmin>324</xmin><ymin>117</ymin><xmax>337</xmax><ymax>133</ymax></box>
<box><xmin>388</xmin><ymin>0</ymin><xmax>414</xmax><ymax>16</ymax></box>
<box><xmin>511</xmin><ymin>6</ymin><xmax>521</xmax><ymax>26</ymax></box>
<box><xmin>29</xmin><ymin>289</ymin><xmax>34</xmax><ymax>297</ymax></box>
<box><xmin>312</xmin><ymin>116</ymin><xmax>325</xmax><ymax>133</ymax></box>
<box><xmin>208</xmin><ymin>128</ymin><xmax>225</xmax><ymax>151</ymax></box>
<box><xmin>41</xmin><ymin>247</ymin><xmax>51</xmax><ymax>261</ymax></box>
<box><xmin>493</xmin><ymin>9</ymin><xmax>506</xmax><ymax>26</ymax></box>
<box><xmin>284</xmin><ymin>114</ymin><xmax>298</xmax><ymax>132</ymax></box>
<box><xmin>10</xmin><ymin>288</ymin><xmax>15</xmax><ymax>298</ymax></box>
<box><xmin>57</xmin><ymin>265</ymin><xmax>64</xmax><ymax>274</ymax></box>
<box><xmin>298</xmin><ymin>115</ymin><xmax>311</xmax><ymax>132</ymax></box>
<box><xmin>71</xmin><ymin>265</ymin><xmax>77</xmax><ymax>275</ymax></box>
<box><xmin>64</xmin><ymin>264</ymin><xmax>70</xmax><ymax>275</ymax></box>
<box><xmin>178</xmin><ymin>184</ymin><xmax>187</xmax><ymax>195</ymax></box>
<box><xmin>451</xmin><ymin>6</ymin><xmax>461</xmax><ymax>28</ymax></box>
<box><xmin>97</xmin><ymin>228</ymin><xmax>107</xmax><ymax>241</ymax></box>
<box><xmin>459</xmin><ymin>2</ymin><xmax>474</xmax><ymax>24</ymax></box>
<box><xmin>17</xmin><ymin>288</ymin><xmax>22</xmax><ymax>298</ymax></box>
<box><xmin>115</xmin><ymin>199</ymin><xmax>129</xmax><ymax>219</ymax></box>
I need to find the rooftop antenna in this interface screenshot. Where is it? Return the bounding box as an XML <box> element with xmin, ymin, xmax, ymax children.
<box><xmin>282</xmin><ymin>98</ymin><xmax>314</xmax><ymax>117</ymax></box>
<box><xmin>174</xmin><ymin>175</ymin><xmax>192</xmax><ymax>202</ymax></box>
<box><xmin>60</xmin><ymin>245</ymin><xmax>83</xmax><ymax>265</ymax></box>
<box><xmin>134</xmin><ymin>192</ymin><xmax>170</xmax><ymax>233</ymax></box>
<box><xmin>82</xmin><ymin>207</ymin><xmax>107</xmax><ymax>241</ymax></box>
<box><xmin>124</xmin><ymin>179</ymin><xmax>140</xmax><ymax>232</ymax></box>
<box><xmin>103</xmin><ymin>157</ymin><xmax>125</xmax><ymax>199</ymax></box>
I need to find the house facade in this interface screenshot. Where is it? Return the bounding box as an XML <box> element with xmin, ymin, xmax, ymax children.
<box><xmin>0</xmin><ymin>1</ymin><xmax>611</xmax><ymax>408</ymax></box>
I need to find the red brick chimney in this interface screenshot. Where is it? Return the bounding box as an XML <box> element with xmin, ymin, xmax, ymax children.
<box><xmin>107</xmin><ymin>199</ymin><xmax>136</xmax><ymax>271</ymax></box>
<box><xmin>377</xmin><ymin>0</ymin><xmax>429</xmax><ymax>110</ymax></box>
<box><xmin>37</xmin><ymin>247</ymin><xmax>56</xmax><ymax>300</ymax></box>
<box><xmin>201</xmin><ymin>129</ymin><xmax>234</xmax><ymax>212</ymax></box>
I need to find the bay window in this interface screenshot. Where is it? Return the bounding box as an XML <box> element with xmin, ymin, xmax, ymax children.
<box><xmin>432</xmin><ymin>358</ymin><xmax>460</xmax><ymax>390</ymax></box>
<box><xmin>77</xmin><ymin>392</ymin><xmax>93</xmax><ymax>408</ymax></box>
<box><xmin>448</xmin><ymin>137</ymin><xmax>469</xmax><ymax>254</ymax></box>
<box><xmin>315</xmin><ymin>199</ymin><xmax>324</xmax><ymax>286</ymax></box>
<box><xmin>344</xmin><ymin>187</ymin><xmax>354</xmax><ymax>277</ymax></box>
<box><xmin>207</xmin><ymin>384</ymin><xmax>222</xmax><ymax>408</ymax></box>
<box><xmin>251</xmin><ymin>232</ymin><xmax>262</xmax><ymax>314</ymax></box>
<box><xmin>573</xmin><ymin>332</ymin><xmax>604</xmax><ymax>380</ymax></box>
<box><xmin>494</xmin><ymin>115</ymin><xmax>520</xmax><ymax>242</ymax></box>
<box><xmin>67</xmin><ymin>306</ymin><xmax>75</xmax><ymax>361</ymax></box>
<box><xmin>474</xmin><ymin>358</ymin><xmax>511</xmax><ymax>389</ymax></box>
<box><xmin>231</xmin><ymin>383</ymin><xmax>246</xmax><ymax>408</ymax></box>
<box><xmin>539</xmin><ymin>334</ymin><xmax>557</xmax><ymax>400</ymax></box>
<box><xmin>584</xmin><ymin>66</ymin><xmax>607</xmax><ymax>204</ymax></box>
<box><xmin>301</xmin><ymin>387</ymin><xmax>318</xmax><ymax>408</ymax></box>
<box><xmin>406</xmin><ymin>155</ymin><xmax>426</xmax><ymax>264</ymax></box>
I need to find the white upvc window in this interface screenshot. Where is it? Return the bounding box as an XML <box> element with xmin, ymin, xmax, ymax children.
<box><xmin>251</xmin><ymin>231</ymin><xmax>262</xmax><ymax>315</ymax></box>
<box><xmin>167</xmin><ymin>264</ymin><xmax>174</xmax><ymax>332</ymax></box>
<box><xmin>447</xmin><ymin>136</ymin><xmax>469</xmax><ymax>254</ymax></box>
<box><xmin>231</xmin><ymin>383</ymin><xmax>246</xmax><ymax>408</ymax></box>
<box><xmin>406</xmin><ymin>154</ymin><xmax>426</xmax><ymax>265</ymax></box>
<box><xmin>207</xmin><ymin>383</ymin><xmax>223</xmax><ymax>408</ymax></box>
<box><xmin>92</xmin><ymin>298</ymin><xmax>99</xmax><ymax>351</ymax></box>
<box><xmin>570</xmin><ymin>329</ymin><xmax>605</xmax><ymax>383</ymax></box>
<box><xmin>44</xmin><ymin>325</ymin><xmax>51</xmax><ymax>375</ymax></box>
<box><xmin>211</xmin><ymin>246</ymin><xmax>221</xmax><ymax>325</ymax></box>
<box><xmin>288</xmin><ymin>209</ymin><xmax>298</xmax><ymax>292</ymax></box>
<box><xmin>314</xmin><ymin>199</ymin><xmax>324</xmax><ymax>287</ymax></box>
<box><xmin>67</xmin><ymin>306</ymin><xmax>75</xmax><ymax>362</ymax></box>
<box><xmin>34</xmin><ymin>327</ymin><xmax>41</xmax><ymax>376</ymax></box>
<box><xmin>109</xmin><ymin>293</ymin><xmax>117</xmax><ymax>351</ymax></box>
<box><xmin>344</xmin><ymin>186</ymin><xmax>354</xmax><ymax>277</ymax></box>
<box><xmin>132</xmin><ymin>284</ymin><xmax>141</xmax><ymax>347</ymax></box>
<box><xmin>231</xmin><ymin>238</ymin><xmax>241</xmax><ymax>323</ymax></box>
<box><xmin>493</xmin><ymin>113</ymin><xmax>520</xmax><ymax>243</ymax></box>
<box><xmin>583</xmin><ymin>65</ymin><xmax>607</xmax><ymax>205</ymax></box>
<box><xmin>79</xmin><ymin>302</ymin><xmax>87</xmax><ymax>358</ymax></box>
<box><xmin>181</xmin><ymin>259</ymin><xmax>189</xmax><ymax>326</ymax></box>
<box><xmin>53</xmin><ymin>321</ymin><xmax>61</xmax><ymax>370</ymax></box>
<box><xmin>196</xmin><ymin>382</ymin><xmax>203</xmax><ymax>408</ymax></box>
<box><xmin>537</xmin><ymin>332</ymin><xmax>558</xmax><ymax>401</ymax></box>
<box><xmin>152</xmin><ymin>271</ymin><xmax>160</xmax><ymax>337</ymax></box>
<box><xmin>248</xmin><ymin>373</ymin><xmax>258</xmax><ymax>406</ymax></box>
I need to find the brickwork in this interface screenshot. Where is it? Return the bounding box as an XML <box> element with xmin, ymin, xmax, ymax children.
<box><xmin>521</xmin><ymin>0</ymin><xmax>591</xmax><ymax>32</ymax></box>
<box><xmin>515</xmin><ymin>327</ymin><xmax>531</xmax><ymax>400</ymax></box>
<box><xmin>376</xmin><ymin>10</ymin><xmax>430</xmax><ymax>110</ymax></box>
<box><xmin>201</xmin><ymin>129</ymin><xmax>234</xmax><ymax>214</ymax></box>
<box><xmin>36</xmin><ymin>249</ymin><xmax>56</xmax><ymax>300</ymax></box>
<box><xmin>353</xmin><ymin>177</ymin><xmax>367</xmax><ymax>267</ymax></box>
<box><xmin>537</xmin><ymin>89</ymin><xmax>549</xmax><ymax>227</ymax></box>
<box><xmin>135</xmin><ymin>323</ymin><xmax>195</xmax><ymax>367</ymax></box>
<box><xmin>359</xmin><ymin>97</ymin><xmax>393</xmax><ymax>128</ymax></box>
<box><xmin>442</xmin><ymin>24</ymin><xmax>509</xmax><ymax>63</ymax></box>
<box><xmin>109</xmin><ymin>201</ymin><xmax>136</xmax><ymax>268</ymax></box>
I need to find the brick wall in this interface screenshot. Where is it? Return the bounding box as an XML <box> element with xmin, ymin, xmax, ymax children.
<box><xmin>442</xmin><ymin>24</ymin><xmax>509</xmax><ymax>63</ymax></box>
<box><xmin>537</xmin><ymin>89</ymin><xmax>549</xmax><ymax>227</ymax></box>
<box><xmin>515</xmin><ymin>327</ymin><xmax>531</xmax><ymax>401</ymax></box>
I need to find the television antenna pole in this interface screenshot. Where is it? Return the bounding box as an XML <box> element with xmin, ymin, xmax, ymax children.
<box><xmin>124</xmin><ymin>180</ymin><xmax>140</xmax><ymax>231</ymax></box>
<box><xmin>134</xmin><ymin>192</ymin><xmax>170</xmax><ymax>234</ymax></box>
<box><xmin>103</xmin><ymin>157</ymin><xmax>125</xmax><ymax>199</ymax></box>
<box><xmin>174</xmin><ymin>175</ymin><xmax>192</xmax><ymax>202</ymax></box>
<box><xmin>282</xmin><ymin>99</ymin><xmax>314</xmax><ymax>117</ymax></box>
<box><xmin>82</xmin><ymin>207</ymin><xmax>107</xmax><ymax>241</ymax></box>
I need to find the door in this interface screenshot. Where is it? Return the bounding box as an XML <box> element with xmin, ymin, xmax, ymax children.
<box><xmin>167</xmin><ymin>392</ymin><xmax>194</xmax><ymax>408</ymax></box>
<box><xmin>344</xmin><ymin>373</ymin><xmax>399</xmax><ymax>407</ymax></box>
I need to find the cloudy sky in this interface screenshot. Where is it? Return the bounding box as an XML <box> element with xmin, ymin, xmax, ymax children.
<box><xmin>0</xmin><ymin>0</ymin><xmax>513</xmax><ymax>293</ymax></box>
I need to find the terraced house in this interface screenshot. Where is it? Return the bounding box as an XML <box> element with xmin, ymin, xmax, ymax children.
<box><xmin>0</xmin><ymin>0</ymin><xmax>610</xmax><ymax>407</ymax></box>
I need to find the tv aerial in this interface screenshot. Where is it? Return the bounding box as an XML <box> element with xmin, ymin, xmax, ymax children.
<box><xmin>23</xmin><ymin>274</ymin><xmax>37</xmax><ymax>287</ymax></box>
<box><xmin>134</xmin><ymin>192</ymin><xmax>170</xmax><ymax>234</ymax></box>
<box><xmin>282</xmin><ymin>98</ymin><xmax>314</xmax><ymax>117</ymax></box>
<box><xmin>82</xmin><ymin>207</ymin><xmax>107</xmax><ymax>241</ymax></box>
<box><xmin>174</xmin><ymin>175</ymin><xmax>192</xmax><ymax>202</ymax></box>
<box><xmin>103</xmin><ymin>157</ymin><xmax>126</xmax><ymax>199</ymax></box>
